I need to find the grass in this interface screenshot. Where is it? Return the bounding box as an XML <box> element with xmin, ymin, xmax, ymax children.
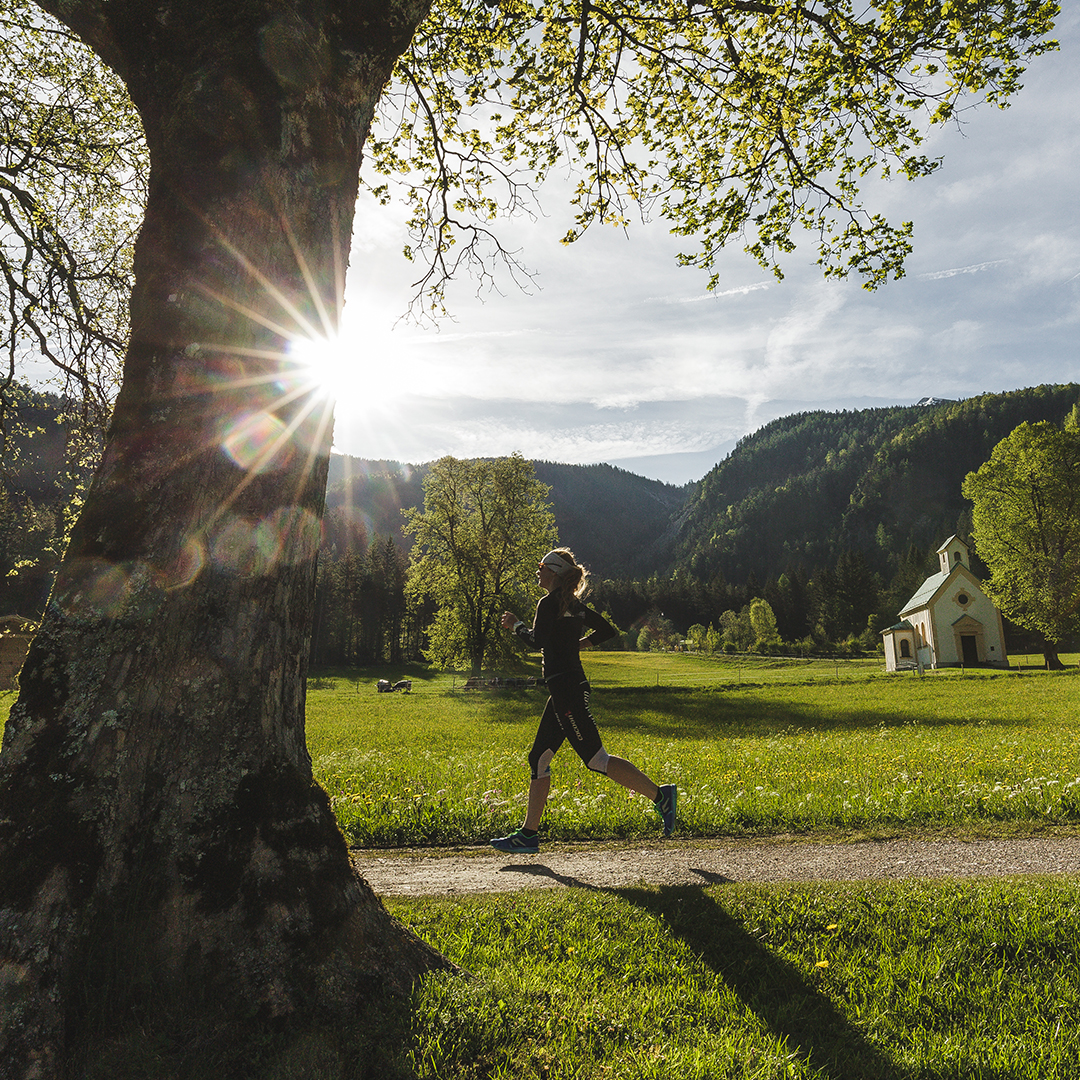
<box><xmin>302</xmin><ymin>653</ymin><xmax>1080</xmax><ymax>846</ymax></box>
<box><xmin>84</xmin><ymin>878</ymin><xmax>1080</xmax><ymax>1079</ymax></box>
<box><xmin>390</xmin><ymin>878</ymin><xmax>1080</xmax><ymax>1079</ymax></box>
<box><xmin>4</xmin><ymin>652</ymin><xmax>1080</xmax><ymax>846</ymax></box>
<box><xmin>5</xmin><ymin>651</ymin><xmax>1079</xmax><ymax>843</ymax></box>
<box><xmin>4</xmin><ymin>651</ymin><xmax>1080</xmax><ymax>1078</ymax></box>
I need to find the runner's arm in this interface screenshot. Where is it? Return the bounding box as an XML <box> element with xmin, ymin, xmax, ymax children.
<box><xmin>580</xmin><ymin>605</ymin><xmax>616</xmax><ymax>647</ymax></box>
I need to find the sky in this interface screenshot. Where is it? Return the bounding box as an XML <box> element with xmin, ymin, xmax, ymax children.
<box><xmin>330</xmin><ymin>12</ymin><xmax>1080</xmax><ymax>486</ymax></box>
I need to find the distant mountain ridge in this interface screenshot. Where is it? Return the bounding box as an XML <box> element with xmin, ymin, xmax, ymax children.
<box><xmin>324</xmin><ymin>455</ymin><xmax>689</xmax><ymax>579</ymax></box>
<box><xmin>671</xmin><ymin>383</ymin><xmax>1080</xmax><ymax>584</ymax></box>
<box><xmin>7</xmin><ymin>384</ymin><xmax>1080</xmax><ymax>624</ymax></box>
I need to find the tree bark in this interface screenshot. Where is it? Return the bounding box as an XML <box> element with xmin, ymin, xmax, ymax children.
<box><xmin>0</xmin><ymin>3</ymin><xmax>443</xmax><ymax>1076</ymax></box>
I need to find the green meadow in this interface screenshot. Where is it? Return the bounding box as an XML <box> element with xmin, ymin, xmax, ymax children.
<box><xmin>383</xmin><ymin>877</ymin><xmax>1080</xmax><ymax>1080</ymax></box>
<box><xmin>305</xmin><ymin>652</ymin><xmax>1080</xmax><ymax>846</ymax></box>
<box><xmin>4</xmin><ymin>651</ymin><xmax>1079</xmax><ymax>844</ymax></box>
<box><xmin>6</xmin><ymin>652</ymin><xmax>1080</xmax><ymax>1079</ymax></box>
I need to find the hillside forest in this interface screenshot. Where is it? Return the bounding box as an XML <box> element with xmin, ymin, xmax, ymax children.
<box><xmin>4</xmin><ymin>382</ymin><xmax>1078</xmax><ymax>666</ymax></box>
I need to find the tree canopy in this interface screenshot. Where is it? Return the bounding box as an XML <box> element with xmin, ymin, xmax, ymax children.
<box><xmin>404</xmin><ymin>454</ymin><xmax>556</xmax><ymax>672</ymax></box>
<box><xmin>963</xmin><ymin>413</ymin><xmax>1080</xmax><ymax>668</ymax></box>
<box><xmin>0</xmin><ymin>0</ymin><xmax>1060</xmax><ymax>365</ymax></box>
<box><xmin>0</xmin><ymin>0</ymin><xmax>144</xmax><ymax>425</ymax></box>
<box><xmin>372</xmin><ymin>0</ymin><xmax>1058</xmax><ymax>310</ymax></box>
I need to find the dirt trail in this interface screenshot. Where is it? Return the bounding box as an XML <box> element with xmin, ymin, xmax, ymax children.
<box><xmin>352</xmin><ymin>834</ymin><xmax>1080</xmax><ymax>897</ymax></box>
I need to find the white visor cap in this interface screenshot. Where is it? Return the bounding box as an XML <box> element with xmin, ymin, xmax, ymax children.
<box><xmin>540</xmin><ymin>550</ymin><xmax>575</xmax><ymax>576</ymax></box>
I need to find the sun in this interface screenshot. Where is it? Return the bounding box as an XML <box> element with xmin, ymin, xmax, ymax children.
<box><xmin>286</xmin><ymin>333</ymin><xmax>356</xmax><ymax>404</ymax></box>
<box><xmin>285</xmin><ymin>304</ymin><xmax>420</xmax><ymax>410</ymax></box>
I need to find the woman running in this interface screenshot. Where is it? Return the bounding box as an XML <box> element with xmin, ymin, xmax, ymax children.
<box><xmin>490</xmin><ymin>547</ymin><xmax>676</xmax><ymax>854</ymax></box>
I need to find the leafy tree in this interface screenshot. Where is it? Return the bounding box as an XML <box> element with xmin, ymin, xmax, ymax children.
<box><xmin>0</xmin><ymin>383</ymin><xmax>108</xmax><ymax>617</ymax></box>
<box><xmin>378</xmin><ymin>0</ymin><xmax>1056</xmax><ymax>303</ymax></box>
<box><xmin>749</xmin><ymin>597</ymin><xmax>781</xmax><ymax>650</ymax></box>
<box><xmin>720</xmin><ymin>605</ymin><xmax>753</xmax><ymax>651</ymax></box>
<box><xmin>404</xmin><ymin>455</ymin><xmax>556</xmax><ymax>673</ymax></box>
<box><xmin>0</xmin><ymin>1</ymin><xmax>146</xmax><ymax>612</ymax></box>
<box><xmin>963</xmin><ymin>416</ymin><xmax>1080</xmax><ymax>670</ymax></box>
<box><xmin>637</xmin><ymin>612</ymin><xmax>678</xmax><ymax>651</ymax></box>
<box><xmin>0</xmin><ymin>0</ymin><xmax>144</xmax><ymax>427</ymax></box>
<box><xmin>0</xmin><ymin>0</ymin><xmax>1059</xmax><ymax>1072</ymax></box>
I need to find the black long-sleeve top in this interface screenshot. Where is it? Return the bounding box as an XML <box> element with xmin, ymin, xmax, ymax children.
<box><xmin>514</xmin><ymin>590</ymin><xmax>616</xmax><ymax>681</ymax></box>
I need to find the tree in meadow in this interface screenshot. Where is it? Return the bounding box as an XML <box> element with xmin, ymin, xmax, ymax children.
<box><xmin>0</xmin><ymin>0</ymin><xmax>1060</xmax><ymax>1073</ymax></box>
<box><xmin>749</xmin><ymin>597</ymin><xmax>781</xmax><ymax>650</ymax></box>
<box><xmin>404</xmin><ymin>454</ymin><xmax>556</xmax><ymax>673</ymax></box>
<box><xmin>963</xmin><ymin>412</ymin><xmax>1080</xmax><ymax>670</ymax></box>
<box><xmin>720</xmin><ymin>605</ymin><xmax>753</xmax><ymax>651</ymax></box>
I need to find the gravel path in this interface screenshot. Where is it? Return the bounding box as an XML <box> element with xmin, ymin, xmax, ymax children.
<box><xmin>352</xmin><ymin>835</ymin><xmax>1080</xmax><ymax>897</ymax></box>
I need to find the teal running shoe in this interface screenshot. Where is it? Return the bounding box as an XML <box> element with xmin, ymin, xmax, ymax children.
<box><xmin>655</xmin><ymin>785</ymin><xmax>677</xmax><ymax>836</ymax></box>
<box><xmin>490</xmin><ymin>829</ymin><xmax>540</xmax><ymax>854</ymax></box>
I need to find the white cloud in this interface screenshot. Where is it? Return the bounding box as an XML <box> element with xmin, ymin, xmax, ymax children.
<box><xmin>645</xmin><ymin>282</ymin><xmax>771</xmax><ymax>304</ymax></box>
<box><xmin>917</xmin><ymin>260</ymin><xmax>1010</xmax><ymax>281</ymax></box>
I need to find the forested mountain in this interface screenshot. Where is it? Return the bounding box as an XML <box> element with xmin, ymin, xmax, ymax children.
<box><xmin>7</xmin><ymin>382</ymin><xmax>1080</xmax><ymax>651</ymax></box>
<box><xmin>324</xmin><ymin>455</ymin><xmax>688</xmax><ymax>578</ymax></box>
<box><xmin>530</xmin><ymin>461</ymin><xmax>687</xmax><ymax>577</ymax></box>
<box><xmin>672</xmin><ymin>384</ymin><xmax>1080</xmax><ymax>587</ymax></box>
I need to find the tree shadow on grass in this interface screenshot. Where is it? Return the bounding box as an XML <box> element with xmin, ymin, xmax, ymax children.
<box><xmin>613</xmin><ymin>882</ymin><xmax>923</xmax><ymax>1080</ymax></box>
<box><xmin>594</xmin><ymin>684</ymin><xmax>1025</xmax><ymax>739</ymax></box>
<box><xmin>501</xmin><ymin>864</ymin><xmax>924</xmax><ymax>1080</ymax></box>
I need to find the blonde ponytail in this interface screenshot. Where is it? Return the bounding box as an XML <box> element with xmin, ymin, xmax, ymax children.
<box><xmin>548</xmin><ymin>547</ymin><xmax>589</xmax><ymax>615</ymax></box>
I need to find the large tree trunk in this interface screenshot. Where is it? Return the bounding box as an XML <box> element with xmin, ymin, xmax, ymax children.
<box><xmin>0</xmin><ymin>3</ymin><xmax>442</xmax><ymax>1076</ymax></box>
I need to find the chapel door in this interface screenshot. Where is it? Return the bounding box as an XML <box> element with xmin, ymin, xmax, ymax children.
<box><xmin>961</xmin><ymin>634</ymin><xmax>979</xmax><ymax>666</ymax></box>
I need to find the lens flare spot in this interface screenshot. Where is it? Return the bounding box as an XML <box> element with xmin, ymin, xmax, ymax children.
<box><xmin>55</xmin><ymin>558</ymin><xmax>141</xmax><ymax>618</ymax></box>
<box><xmin>221</xmin><ymin>411</ymin><xmax>290</xmax><ymax>473</ymax></box>
<box><xmin>84</xmin><ymin>563</ymin><xmax>132</xmax><ymax>617</ymax></box>
<box><xmin>160</xmin><ymin>536</ymin><xmax>206</xmax><ymax>590</ymax></box>
<box><xmin>211</xmin><ymin>516</ymin><xmax>270</xmax><ymax>577</ymax></box>
<box><xmin>265</xmin><ymin>506</ymin><xmax>320</xmax><ymax>564</ymax></box>
<box><xmin>209</xmin><ymin>507</ymin><xmax>320</xmax><ymax>577</ymax></box>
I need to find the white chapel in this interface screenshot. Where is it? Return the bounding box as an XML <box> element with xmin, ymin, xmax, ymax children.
<box><xmin>881</xmin><ymin>535</ymin><xmax>1008</xmax><ymax>671</ymax></box>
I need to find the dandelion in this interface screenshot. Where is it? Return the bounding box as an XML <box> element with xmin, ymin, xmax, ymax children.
<box><xmin>815</xmin><ymin>960</ymin><xmax>829</xmax><ymax>969</ymax></box>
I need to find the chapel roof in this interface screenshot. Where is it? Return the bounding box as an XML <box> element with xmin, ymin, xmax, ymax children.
<box><xmin>899</xmin><ymin>570</ymin><xmax>949</xmax><ymax>615</ymax></box>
